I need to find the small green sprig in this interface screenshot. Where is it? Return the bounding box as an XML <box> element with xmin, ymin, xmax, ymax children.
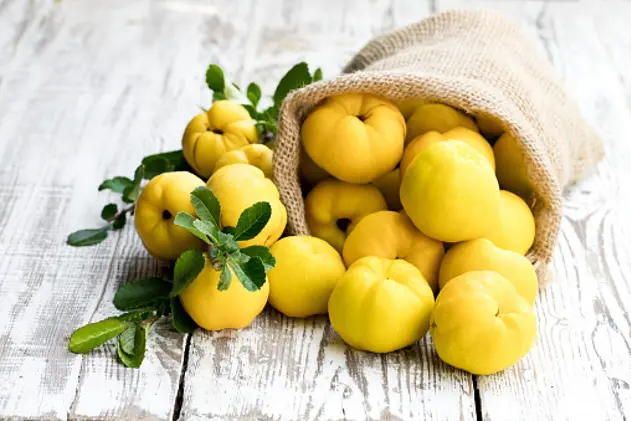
<box><xmin>67</xmin><ymin>186</ymin><xmax>276</xmax><ymax>368</ymax></box>
<box><xmin>66</xmin><ymin>151</ymin><xmax>193</xmax><ymax>247</ymax></box>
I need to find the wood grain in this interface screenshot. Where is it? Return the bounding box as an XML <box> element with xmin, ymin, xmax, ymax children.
<box><xmin>436</xmin><ymin>1</ymin><xmax>631</xmax><ymax>420</ymax></box>
<box><xmin>177</xmin><ymin>1</ymin><xmax>476</xmax><ymax>420</ymax></box>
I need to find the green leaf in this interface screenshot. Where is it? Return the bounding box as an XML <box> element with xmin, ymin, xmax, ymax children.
<box><xmin>122</xmin><ymin>165</ymin><xmax>144</xmax><ymax>203</ymax></box>
<box><xmin>112</xmin><ymin>211</ymin><xmax>127</xmax><ymax>230</ymax></box>
<box><xmin>170</xmin><ymin>249</ymin><xmax>205</xmax><ymax>297</ymax></box>
<box><xmin>170</xmin><ymin>297</ymin><xmax>198</xmax><ymax>333</ymax></box>
<box><xmin>118</xmin><ymin>325</ymin><xmax>137</xmax><ymax>355</ymax></box>
<box><xmin>273</xmin><ymin>62</ymin><xmax>312</xmax><ymax>106</ymax></box>
<box><xmin>193</xmin><ymin>219</ymin><xmax>220</xmax><ymax>242</ymax></box>
<box><xmin>212</xmin><ymin>91</ymin><xmax>226</xmax><ymax>102</ymax></box>
<box><xmin>114</xmin><ymin>277</ymin><xmax>172</xmax><ymax>311</ymax></box>
<box><xmin>98</xmin><ymin>176</ymin><xmax>133</xmax><ymax>193</ymax></box>
<box><xmin>243</xmin><ymin>104</ymin><xmax>259</xmax><ymax>120</ymax></box>
<box><xmin>247</xmin><ymin>83</ymin><xmax>261</xmax><ymax>107</ymax></box>
<box><xmin>240</xmin><ymin>246</ymin><xmax>276</xmax><ymax>270</ymax></box>
<box><xmin>173</xmin><ymin>212</ymin><xmax>211</xmax><ymax>243</ymax></box>
<box><xmin>231</xmin><ymin>202</ymin><xmax>271</xmax><ymax>241</ymax></box>
<box><xmin>68</xmin><ymin>318</ymin><xmax>128</xmax><ymax>354</ymax></box>
<box><xmin>218</xmin><ymin>265</ymin><xmax>232</xmax><ymax>291</ymax></box>
<box><xmin>224</xmin><ymin>83</ymin><xmax>250</xmax><ymax>105</ymax></box>
<box><xmin>190</xmin><ymin>186</ymin><xmax>221</xmax><ymax>227</ymax></box>
<box><xmin>313</xmin><ymin>67</ymin><xmax>323</xmax><ymax>82</ymax></box>
<box><xmin>117</xmin><ymin>323</ymin><xmax>148</xmax><ymax>368</ymax></box>
<box><xmin>101</xmin><ymin>203</ymin><xmax>118</xmax><ymax>221</ymax></box>
<box><xmin>228</xmin><ymin>257</ymin><xmax>266</xmax><ymax>291</ymax></box>
<box><xmin>118</xmin><ymin>310</ymin><xmax>155</xmax><ymax>323</ymax></box>
<box><xmin>206</xmin><ymin>64</ymin><xmax>225</xmax><ymax>92</ymax></box>
<box><xmin>67</xmin><ymin>228</ymin><xmax>109</xmax><ymax>247</ymax></box>
<box><xmin>142</xmin><ymin>150</ymin><xmax>190</xmax><ymax>177</ymax></box>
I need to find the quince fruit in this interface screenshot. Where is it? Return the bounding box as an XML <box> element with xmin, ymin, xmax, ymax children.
<box><xmin>134</xmin><ymin>171</ymin><xmax>205</xmax><ymax>260</ymax></box>
<box><xmin>328</xmin><ymin>256</ymin><xmax>435</xmax><ymax>353</ymax></box>
<box><xmin>268</xmin><ymin>236</ymin><xmax>346</xmax><ymax>318</ymax></box>
<box><xmin>494</xmin><ymin>132</ymin><xmax>532</xmax><ymax>198</ymax></box>
<box><xmin>400</xmin><ymin>141</ymin><xmax>500</xmax><ymax>243</ymax></box>
<box><xmin>343</xmin><ymin>211</ymin><xmax>444</xmax><ymax>292</ymax></box>
<box><xmin>484</xmin><ymin>190</ymin><xmax>535</xmax><ymax>255</ymax></box>
<box><xmin>305</xmin><ymin>179</ymin><xmax>387</xmax><ymax>253</ymax></box>
<box><xmin>405</xmin><ymin>103</ymin><xmax>478</xmax><ymax>144</ymax></box>
<box><xmin>475</xmin><ymin>114</ymin><xmax>504</xmax><ymax>140</ymax></box>
<box><xmin>182</xmin><ymin>100</ymin><xmax>257</xmax><ymax>178</ymax></box>
<box><xmin>207</xmin><ymin>164</ymin><xmax>287</xmax><ymax>248</ymax></box>
<box><xmin>430</xmin><ymin>270</ymin><xmax>537</xmax><ymax>375</ymax></box>
<box><xmin>179</xmin><ymin>255</ymin><xmax>269</xmax><ymax>331</ymax></box>
<box><xmin>400</xmin><ymin>127</ymin><xmax>495</xmax><ymax>178</ymax></box>
<box><xmin>213</xmin><ymin>144</ymin><xmax>273</xmax><ymax>179</ymax></box>
<box><xmin>372</xmin><ymin>168</ymin><xmax>402</xmax><ymax>211</ymax></box>
<box><xmin>299</xmin><ymin>148</ymin><xmax>329</xmax><ymax>187</ymax></box>
<box><xmin>439</xmin><ymin>239</ymin><xmax>538</xmax><ymax>305</ymax></box>
<box><xmin>301</xmin><ymin>94</ymin><xmax>405</xmax><ymax>184</ymax></box>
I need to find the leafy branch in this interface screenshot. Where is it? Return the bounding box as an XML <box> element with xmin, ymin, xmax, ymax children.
<box><xmin>67</xmin><ymin>187</ymin><xmax>276</xmax><ymax>368</ymax></box>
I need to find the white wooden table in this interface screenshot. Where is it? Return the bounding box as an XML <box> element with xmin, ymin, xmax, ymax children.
<box><xmin>1</xmin><ymin>0</ymin><xmax>630</xmax><ymax>420</ymax></box>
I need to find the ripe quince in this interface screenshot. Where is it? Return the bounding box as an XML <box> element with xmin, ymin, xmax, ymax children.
<box><xmin>396</xmin><ymin>99</ymin><xmax>428</xmax><ymax>120</ymax></box>
<box><xmin>372</xmin><ymin>168</ymin><xmax>402</xmax><ymax>211</ymax></box>
<box><xmin>305</xmin><ymin>179</ymin><xmax>387</xmax><ymax>253</ymax></box>
<box><xmin>182</xmin><ymin>100</ymin><xmax>257</xmax><ymax>178</ymax></box>
<box><xmin>207</xmin><ymin>164</ymin><xmax>287</xmax><ymax>248</ymax></box>
<box><xmin>268</xmin><ymin>236</ymin><xmax>346</xmax><ymax>318</ymax></box>
<box><xmin>301</xmin><ymin>93</ymin><xmax>405</xmax><ymax>184</ymax></box>
<box><xmin>494</xmin><ymin>132</ymin><xmax>532</xmax><ymax>198</ymax></box>
<box><xmin>475</xmin><ymin>114</ymin><xmax>504</xmax><ymax>140</ymax></box>
<box><xmin>439</xmin><ymin>239</ymin><xmax>538</xmax><ymax>305</ymax></box>
<box><xmin>134</xmin><ymin>171</ymin><xmax>205</xmax><ymax>260</ymax></box>
<box><xmin>400</xmin><ymin>141</ymin><xmax>500</xmax><ymax>243</ymax></box>
<box><xmin>213</xmin><ymin>144</ymin><xmax>273</xmax><ymax>179</ymax></box>
<box><xmin>329</xmin><ymin>256</ymin><xmax>435</xmax><ymax>353</ymax></box>
<box><xmin>179</xmin><ymin>255</ymin><xmax>269</xmax><ymax>331</ymax></box>
<box><xmin>484</xmin><ymin>190</ymin><xmax>535</xmax><ymax>255</ymax></box>
<box><xmin>343</xmin><ymin>211</ymin><xmax>444</xmax><ymax>292</ymax></box>
<box><xmin>400</xmin><ymin>127</ymin><xmax>495</xmax><ymax>178</ymax></box>
<box><xmin>430</xmin><ymin>270</ymin><xmax>537</xmax><ymax>375</ymax></box>
<box><xmin>405</xmin><ymin>103</ymin><xmax>478</xmax><ymax>144</ymax></box>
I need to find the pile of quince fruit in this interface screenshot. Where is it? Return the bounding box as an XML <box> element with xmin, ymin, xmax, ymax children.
<box><xmin>135</xmin><ymin>91</ymin><xmax>538</xmax><ymax>375</ymax></box>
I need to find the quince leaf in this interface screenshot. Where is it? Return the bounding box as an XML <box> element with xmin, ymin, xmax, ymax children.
<box><xmin>190</xmin><ymin>186</ymin><xmax>221</xmax><ymax>228</ymax></box>
<box><xmin>206</xmin><ymin>64</ymin><xmax>225</xmax><ymax>93</ymax></box>
<box><xmin>101</xmin><ymin>204</ymin><xmax>118</xmax><ymax>221</ymax></box>
<box><xmin>66</xmin><ymin>227</ymin><xmax>109</xmax><ymax>247</ymax></box>
<box><xmin>122</xmin><ymin>165</ymin><xmax>144</xmax><ymax>203</ymax></box>
<box><xmin>228</xmin><ymin>256</ymin><xmax>266</xmax><ymax>292</ymax></box>
<box><xmin>170</xmin><ymin>249</ymin><xmax>205</xmax><ymax>298</ymax></box>
<box><xmin>313</xmin><ymin>68</ymin><xmax>323</xmax><ymax>82</ymax></box>
<box><xmin>231</xmin><ymin>201</ymin><xmax>271</xmax><ymax>241</ymax></box>
<box><xmin>240</xmin><ymin>245</ymin><xmax>276</xmax><ymax>271</ymax></box>
<box><xmin>273</xmin><ymin>62</ymin><xmax>311</xmax><ymax>106</ymax></box>
<box><xmin>117</xmin><ymin>322</ymin><xmax>149</xmax><ymax>369</ymax></box>
<box><xmin>114</xmin><ymin>277</ymin><xmax>172</xmax><ymax>310</ymax></box>
<box><xmin>68</xmin><ymin>318</ymin><xmax>128</xmax><ymax>354</ymax></box>
<box><xmin>247</xmin><ymin>83</ymin><xmax>261</xmax><ymax>107</ymax></box>
<box><xmin>217</xmin><ymin>266</ymin><xmax>232</xmax><ymax>291</ymax></box>
<box><xmin>118</xmin><ymin>325</ymin><xmax>137</xmax><ymax>355</ymax></box>
<box><xmin>112</xmin><ymin>211</ymin><xmax>127</xmax><ymax>230</ymax></box>
<box><xmin>98</xmin><ymin>176</ymin><xmax>133</xmax><ymax>193</ymax></box>
<box><xmin>174</xmin><ymin>212</ymin><xmax>211</xmax><ymax>244</ymax></box>
<box><xmin>170</xmin><ymin>297</ymin><xmax>198</xmax><ymax>333</ymax></box>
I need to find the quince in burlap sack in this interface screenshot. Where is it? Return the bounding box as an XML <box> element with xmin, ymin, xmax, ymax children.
<box><xmin>272</xmin><ymin>10</ymin><xmax>603</xmax><ymax>280</ymax></box>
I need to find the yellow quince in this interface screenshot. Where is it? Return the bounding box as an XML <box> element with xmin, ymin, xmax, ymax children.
<box><xmin>207</xmin><ymin>164</ymin><xmax>287</xmax><ymax>248</ymax></box>
<box><xmin>182</xmin><ymin>100</ymin><xmax>257</xmax><ymax>178</ymax></box>
<box><xmin>405</xmin><ymin>103</ymin><xmax>478</xmax><ymax>144</ymax></box>
<box><xmin>301</xmin><ymin>94</ymin><xmax>406</xmax><ymax>183</ymax></box>
<box><xmin>267</xmin><ymin>236</ymin><xmax>346</xmax><ymax>318</ymax></box>
<box><xmin>213</xmin><ymin>144</ymin><xmax>273</xmax><ymax>179</ymax></box>
<box><xmin>179</xmin><ymin>255</ymin><xmax>269</xmax><ymax>331</ymax></box>
<box><xmin>430</xmin><ymin>270</ymin><xmax>537</xmax><ymax>375</ymax></box>
<box><xmin>134</xmin><ymin>171</ymin><xmax>205</xmax><ymax>260</ymax></box>
<box><xmin>494</xmin><ymin>132</ymin><xmax>532</xmax><ymax>198</ymax></box>
<box><xmin>305</xmin><ymin>179</ymin><xmax>387</xmax><ymax>253</ymax></box>
<box><xmin>484</xmin><ymin>190</ymin><xmax>535</xmax><ymax>255</ymax></box>
<box><xmin>400</xmin><ymin>141</ymin><xmax>500</xmax><ymax>243</ymax></box>
<box><xmin>329</xmin><ymin>256</ymin><xmax>435</xmax><ymax>353</ymax></box>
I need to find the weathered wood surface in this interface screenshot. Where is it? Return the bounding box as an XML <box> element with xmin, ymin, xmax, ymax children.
<box><xmin>0</xmin><ymin>0</ymin><xmax>630</xmax><ymax>420</ymax></box>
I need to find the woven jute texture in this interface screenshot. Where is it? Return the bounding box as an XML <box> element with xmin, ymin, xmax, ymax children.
<box><xmin>272</xmin><ymin>10</ymin><xmax>604</xmax><ymax>279</ymax></box>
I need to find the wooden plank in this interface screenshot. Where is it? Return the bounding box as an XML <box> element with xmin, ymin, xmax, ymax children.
<box><xmin>437</xmin><ymin>1</ymin><xmax>631</xmax><ymax>420</ymax></box>
<box><xmin>178</xmin><ymin>1</ymin><xmax>477</xmax><ymax>420</ymax></box>
<box><xmin>0</xmin><ymin>0</ymin><xmax>219</xmax><ymax>418</ymax></box>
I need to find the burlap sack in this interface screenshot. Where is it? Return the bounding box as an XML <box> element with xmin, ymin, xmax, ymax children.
<box><xmin>273</xmin><ymin>10</ymin><xmax>604</xmax><ymax>279</ymax></box>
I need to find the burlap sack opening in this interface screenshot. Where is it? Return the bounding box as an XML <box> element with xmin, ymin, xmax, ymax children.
<box><xmin>273</xmin><ymin>10</ymin><xmax>604</xmax><ymax>281</ymax></box>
